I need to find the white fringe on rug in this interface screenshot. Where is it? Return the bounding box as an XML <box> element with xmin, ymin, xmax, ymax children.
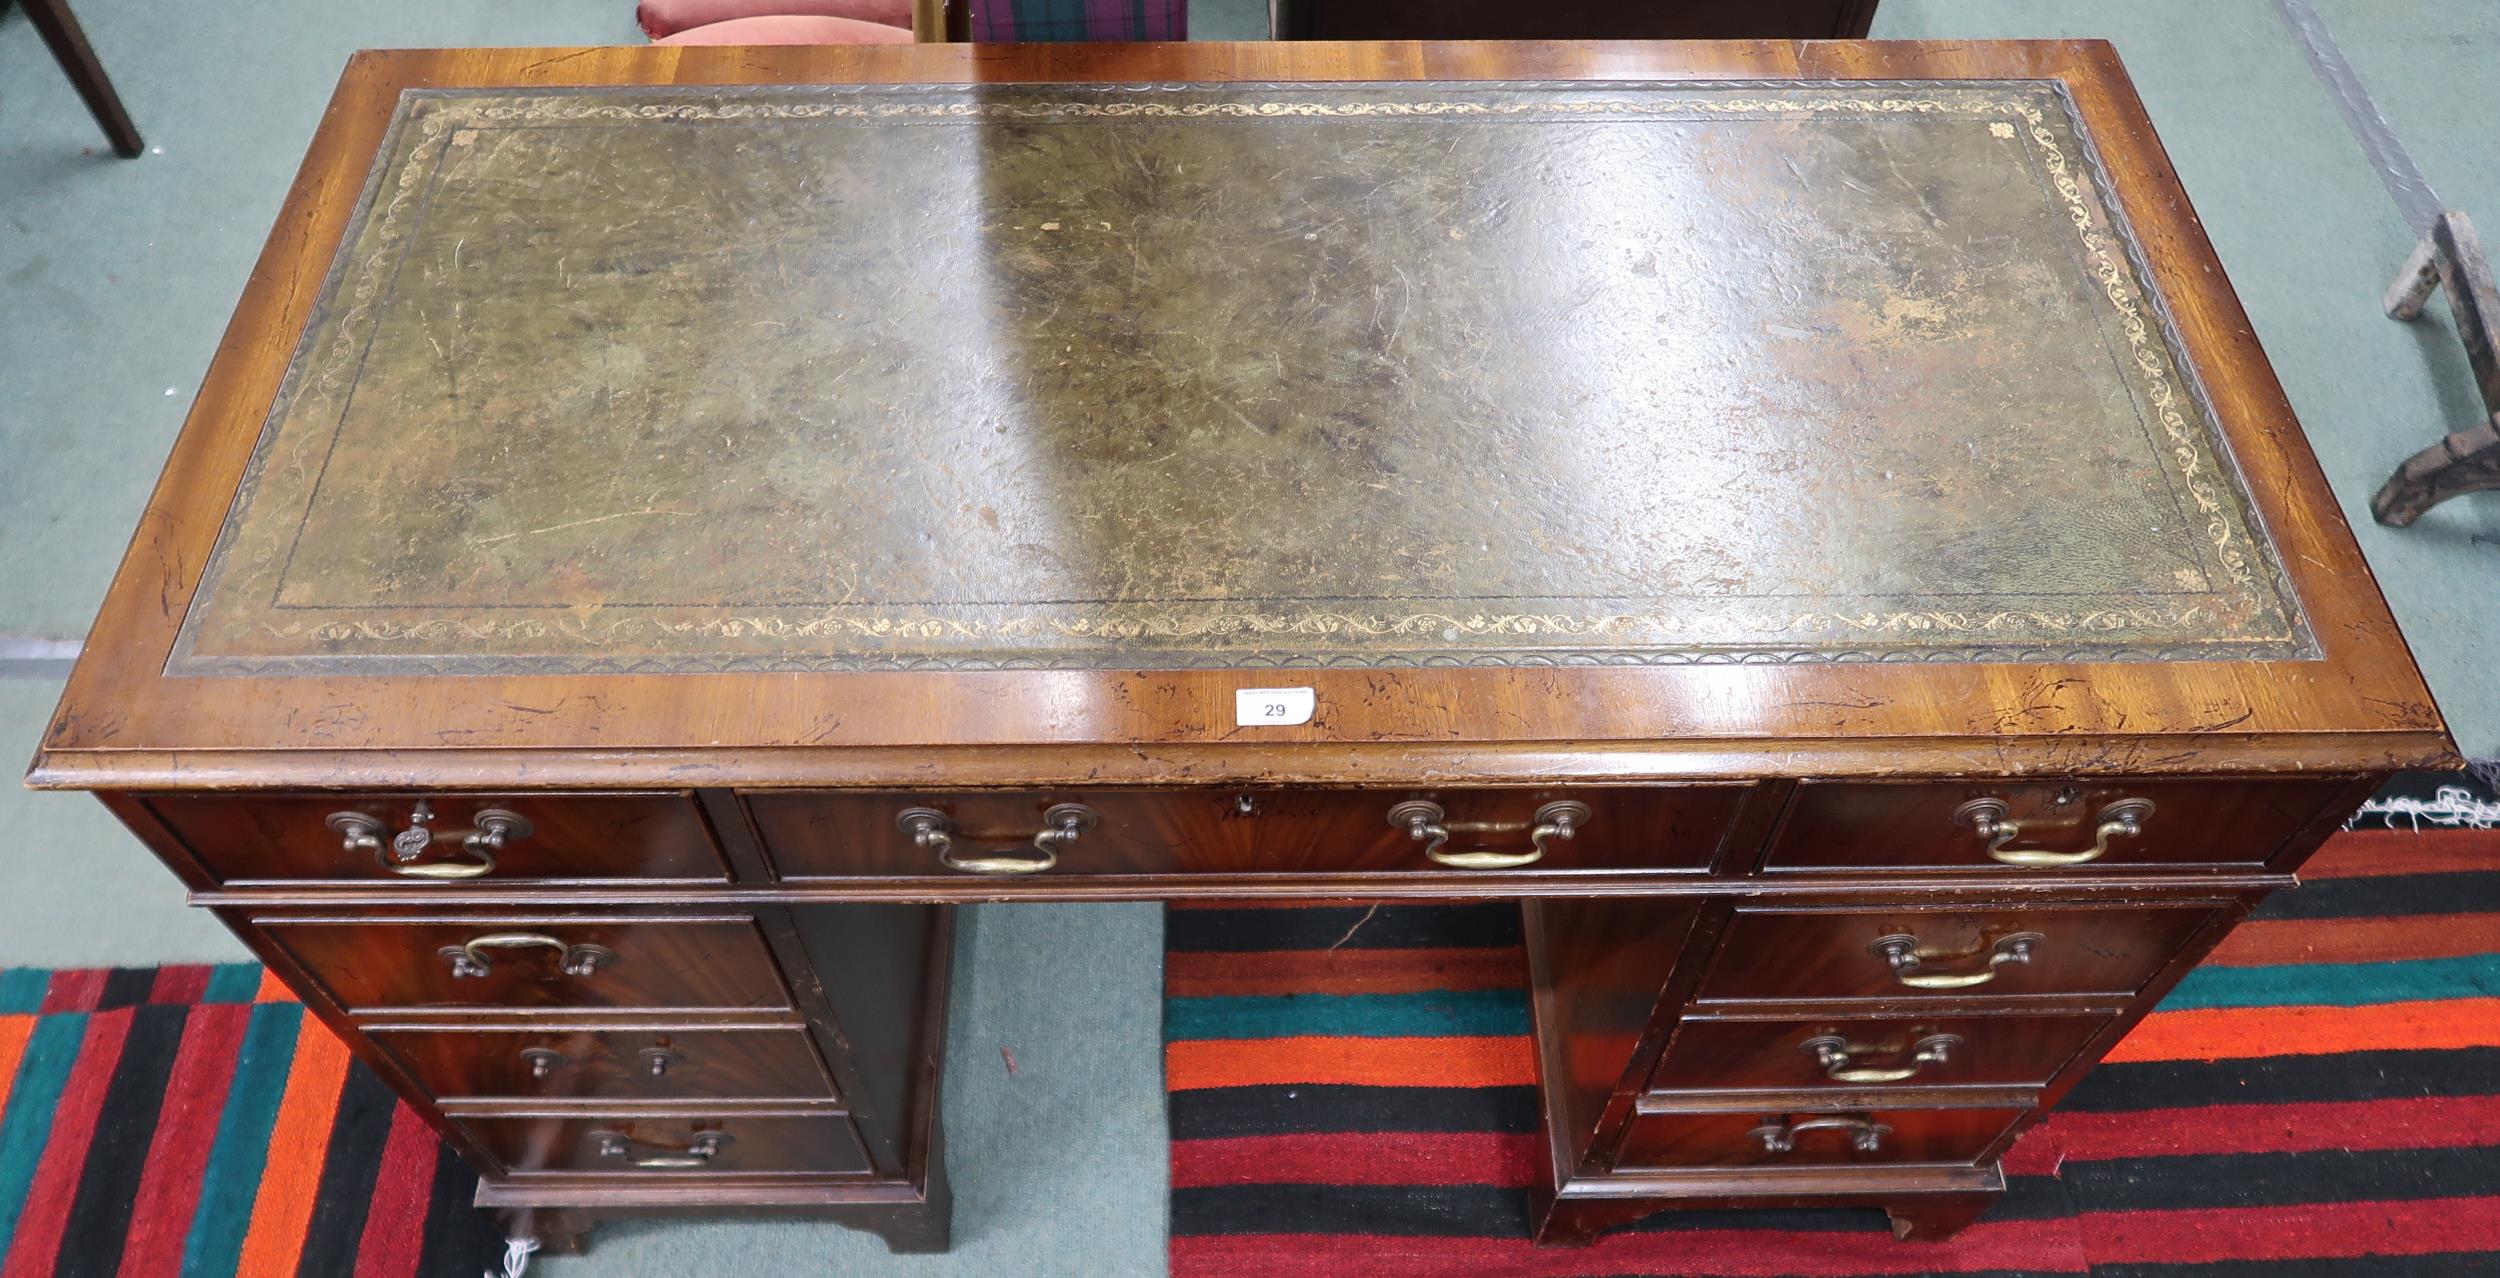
<box><xmin>489</xmin><ymin>1236</ymin><xmax>541</xmax><ymax>1278</ymax></box>
<box><xmin>2351</xmin><ymin>783</ymin><xmax>2500</xmax><ymax>830</ymax></box>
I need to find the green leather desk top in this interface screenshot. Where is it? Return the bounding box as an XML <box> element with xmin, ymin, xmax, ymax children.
<box><xmin>168</xmin><ymin>80</ymin><xmax>2310</xmax><ymax>675</ymax></box>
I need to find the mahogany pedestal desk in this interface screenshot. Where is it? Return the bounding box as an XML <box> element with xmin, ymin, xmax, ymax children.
<box><xmin>28</xmin><ymin>40</ymin><xmax>2455</xmax><ymax>1256</ymax></box>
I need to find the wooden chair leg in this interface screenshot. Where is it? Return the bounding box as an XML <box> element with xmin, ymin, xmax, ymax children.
<box><xmin>17</xmin><ymin>0</ymin><xmax>144</xmax><ymax>157</ymax></box>
<box><xmin>2373</xmin><ymin>212</ymin><xmax>2500</xmax><ymax>526</ymax></box>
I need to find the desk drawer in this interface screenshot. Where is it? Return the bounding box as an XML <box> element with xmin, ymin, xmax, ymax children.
<box><xmin>1695</xmin><ymin>903</ymin><xmax>2224</xmax><ymax>1003</ymax></box>
<box><xmin>370</xmin><ymin>1025</ymin><xmax>835</xmax><ymax>1103</ymax></box>
<box><xmin>747</xmin><ymin>786</ymin><xmax>1744</xmax><ymax>879</ymax></box>
<box><xmin>1646</xmin><ymin>1013</ymin><xmax>2113</xmax><ymax>1094</ymax></box>
<box><xmin>1763</xmin><ymin>779</ymin><xmax>2343</xmax><ymax>873</ymax></box>
<box><xmin>1616</xmin><ymin>1106</ymin><xmax>2026</xmax><ymax>1171</ymax></box>
<box><xmin>257</xmin><ymin>916</ymin><xmax>790</xmax><ymax>1013</ymax></box>
<box><xmin>458</xmin><ymin>1112</ymin><xmax>871</xmax><ymax>1178</ymax></box>
<box><xmin>141</xmin><ymin>792</ymin><xmax>728</xmax><ymax>885</ymax></box>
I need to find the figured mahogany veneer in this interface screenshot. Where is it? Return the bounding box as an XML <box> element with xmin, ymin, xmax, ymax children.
<box><xmin>457</xmin><ymin>1112</ymin><xmax>875</xmax><ymax>1178</ymax></box>
<box><xmin>1761</xmin><ymin>778</ymin><xmax>2345</xmax><ymax>874</ymax></box>
<box><xmin>26</xmin><ymin>38</ymin><xmax>2457</xmax><ymax>1259</ymax></box>
<box><xmin>748</xmin><ymin>786</ymin><xmax>1745</xmax><ymax>880</ymax></box>
<box><xmin>255</xmin><ymin>916</ymin><xmax>792</xmax><ymax>1014</ymax></box>
<box><xmin>1694</xmin><ymin>903</ymin><xmax>2228</xmax><ymax>1003</ymax></box>
<box><xmin>1645</xmin><ymin>1013</ymin><xmax>2115</xmax><ymax>1093</ymax></box>
<box><xmin>1615</xmin><ymin>1105</ymin><xmax>2028</xmax><ymax>1171</ymax></box>
<box><xmin>142</xmin><ymin>792</ymin><xmax>729</xmax><ymax>885</ymax></box>
<box><xmin>369</xmin><ymin>1024</ymin><xmax>838</xmax><ymax>1104</ymax></box>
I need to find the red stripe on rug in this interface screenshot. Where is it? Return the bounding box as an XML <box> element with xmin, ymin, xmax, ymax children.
<box><xmin>2301</xmin><ymin>828</ymin><xmax>2500</xmax><ymax>879</ymax></box>
<box><xmin>38</xmin><ymin>971</ymin><xmax>105</xmax><ymax>1016</ymax></box>
<box><xmin>1167</xmin><ymin>947</ymin><xmax>1529</xmax><ymax>997</ymax></box>
<box><xmin>1174</xmin><ymin>1197</ymin><xmax>2500</xmax><ymax>1278</ymax></box>
<box><xmin>1168</xmin><ymin>1035</ymin><xmax>1537</xmax><ymax>1090</ymax></box>
<box><xmin>351</xmin><ymin>1104</ymin><xmax>439</xmax><ymax>1278</ymax></box>
<box><xmin>2084</xmin><ymin>1195</ymin><xmax>2500</xmax><ymax>1264</ymax></box>
<box><xmin>2032</xmin><ymin>1094</ymin><xmax>2500</xmax><ymax>1163</ymax></box>
<box><xmin>145</xmin><ymin>966</ymin><xmax>211</xmax><ymax>1007</ymax></box>
<box><xmin>1173</xmin><ymin>1132</ymin><xmax>1541</xmax><ymax>1188</ymax></box>
<box><xmin>112</xmin><ymin>1003</ymin><xmax>251</xmax><ymax>1278</ymax></box>
<box><xmin>1172</xmin><ymin>1216</ymin><xmax>2092</xmax><ymax>1277</ymax></box>
<box><xmin>2207</xmin><ymin>914</ymin><xmax>2500</xmax><ymax>965</ymax></box>
<box><xmin>2106</xmin><ymin>998</ymin><xmax>2500</xmax><ymax>1061</ymax></box>
<box><xmin>2</xmin><ymin>1008</ymin><xmax>134</xmax><ymax>1278</ymax></box>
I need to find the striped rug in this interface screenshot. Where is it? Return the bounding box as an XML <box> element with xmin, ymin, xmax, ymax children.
<box><xmin>0</xmin><ymin>963</ymin><xmax>499</xmax><ymax>1277</ymax></box>
<box><xmin>1165</xmin><ymin>775</ymin><xmax>2500</xmax><ymax>1276</ymax></box>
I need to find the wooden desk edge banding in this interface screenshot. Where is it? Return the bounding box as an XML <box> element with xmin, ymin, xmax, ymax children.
<box><xmin>30</xmin><ymin>41</ymin><xmax>2453</xmax><ymax>1257</ymax></box>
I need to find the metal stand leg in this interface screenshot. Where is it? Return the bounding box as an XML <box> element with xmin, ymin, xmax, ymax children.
<box><xmin>2371</xmin><ymin>211</ymin><xmax>2500</xmax><ymax>526</ymax></box>
<box><xmin>17</xmin><ymin>0</ymin><xmax>144</xmax><ymax>158</ymax></box>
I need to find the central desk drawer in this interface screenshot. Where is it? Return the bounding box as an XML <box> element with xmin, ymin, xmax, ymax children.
<box><xmin>457</xmin><ymin>1112</ymin><xmax>872</xmax><ymax>1178</ymax></box>
<box><xmin>1695</xmin><ymin>902</ymin><xmax>2225</xmax><ymax>1003</ymax></box>
<box><xmin>369</xmin><ymin>1025</ymin><xmax>835</xmax><ymax>1103</ymax></box>
<box><xmin>257</xmin><ymin>915</ymin><xmax>791</xmax><ymax>1013</ymax></box>
<box><xmin>745</xmin><ymin>786</ymin><xmax>1745</xmax><ymax>879</ymax></box>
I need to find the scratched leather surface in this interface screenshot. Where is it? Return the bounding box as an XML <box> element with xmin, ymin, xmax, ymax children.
<box><xmin>169</xmin><ymin>82</ymin><xmax>2312</xmax><ymax>673</ymax></box>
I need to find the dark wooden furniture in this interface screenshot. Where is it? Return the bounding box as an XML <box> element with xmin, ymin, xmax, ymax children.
<box><xmin>2372</xmin><ymin>211</ymin><xmax>2500</xmax><ymax>525</ymax></box>
<box><xmin>28</xmin><ymin>41</ymin><xmax>2453</xmax><ymax>1255</ymax></box>
<box><xmin>16</xmin><ymin>0</ymin><xmax>141</xmax><ymax>157</ymax></box>
<box><xmin>1270</xmin><ymin>0</ymin><xmax>1876</xmax><ymax>43</ymax></box>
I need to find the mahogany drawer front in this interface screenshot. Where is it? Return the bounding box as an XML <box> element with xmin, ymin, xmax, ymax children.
<box><xmin>1694</xmin><ymin>903</ymin><xmax>2225</xmax><ymax>1003</ymax></box>
<box><xmin>139</xmin><ymin>792</ymin><xmax>728</xmax><ymax>885</ymax></box>
<box><xmin>1645</xmin><ymin>1013</ymin><xmax>2114</xmax><ymax>1094</ymax></box>
<box><xmin>456</xmin><ymin>1112</ymin><xmax>871</xmax><ymax>1177</ymax></box>
<box><xmin>746</xmin><ymin>786</ymin><xmax>1746</xmax><ymax>879</ymax></box>
<box><xmin>1762</xmin><ymin>778</ymin><xmax>2344</xmax><ymax>873</ymax></box>
<box><xmin>256</xmin><ymin>916</ymin><xmax>791</xmax><ymax>1014</ymax></box>
<box><xmin>1615</xmin><ymin>1106</ymin><xmax>2027</xmax><ymax>1171</ymax></box>
<box><xmin>368</xmin><ymin>1025</ymin><xmax>835</xmax><ymax>1103</ymax></box>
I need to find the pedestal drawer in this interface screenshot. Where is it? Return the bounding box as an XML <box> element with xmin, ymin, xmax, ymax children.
<box><xmin>256</xmin><ymin>916</ymin><xmax>791</xmax><ymax>1013</ymax></box>
<box><xmin>747</xmin><ymin>786</ymin><xmax>1746</xmax><ymax>879</ymax></box>
<box><xmin>1695</xmin><ymin>903</ymin><xmax>2226</xmax><ymax>1003</ymax></box>
<box><xmin>1646</xmin><ymin>1013</ymin><xmax>2114</xmax><ymax>1094</ymax></box>
<box><xmin>1616</xmin><ymin>1106</ymin><xmax>2027</xmax><ymax>1170</ymax></box>
<box><xmin>458</xmin><ymin>1112</ymin><xmax>871</xmax><ymax>1177</ymax></box>
<box><xmin>370</xmin><ymin>1025</ymin><xmax>835</xmax><ymax>1103</ymax></box>
<box><xmin>141</xmin><ymin>792</ymin><xmax>728</xmax><ymax>885</ymax></box>
<box><xmin>1762</xmin><ymin>778</ymin><xmax>2345</xmax><ymax>873</ymax></box>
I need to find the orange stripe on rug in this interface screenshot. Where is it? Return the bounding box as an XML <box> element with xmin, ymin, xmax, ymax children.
<box><xmin>0</xmin><ymin>1015</ymin><xmax>35</xmax><ymax>1119</ymax></box>
<box><xmin>253</xmin><ymin>968</ymin><xmax>297</xmax><ymax>1003</ymax></box>
<box><xmin>234</xmin><ymin>1016</ymin><xmax>351</xmax><ymax>1278</ymax></box>
<box><xmin>2105</xmin><ymin>998</ymin><xmax>2500</xmax><ymax>1062</ymax></box>
<box><xmin>1167</xmin><ymin>1034</ymin><xmax>1536</xmax><ymax>1090</ymax></box>
<box><xmin>1167</xmin><ymin>947</ymin><xmax>1528</xmax><ymax>997</ymax></box>
<box><xmin>2206</xmin><ymin>914</ymin><xmax>2500</xmax><ymax>966</ymax></box>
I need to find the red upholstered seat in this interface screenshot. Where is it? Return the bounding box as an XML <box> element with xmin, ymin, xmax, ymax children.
<box><xmin>639</xmin><ymin>0</ymin><xmax>914</xmax><ymax>36</ymax></box>
<box><xmin>651</xmin><ymin>13</ymin><xmax>916</xmax><ymax>42</ymax></box>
